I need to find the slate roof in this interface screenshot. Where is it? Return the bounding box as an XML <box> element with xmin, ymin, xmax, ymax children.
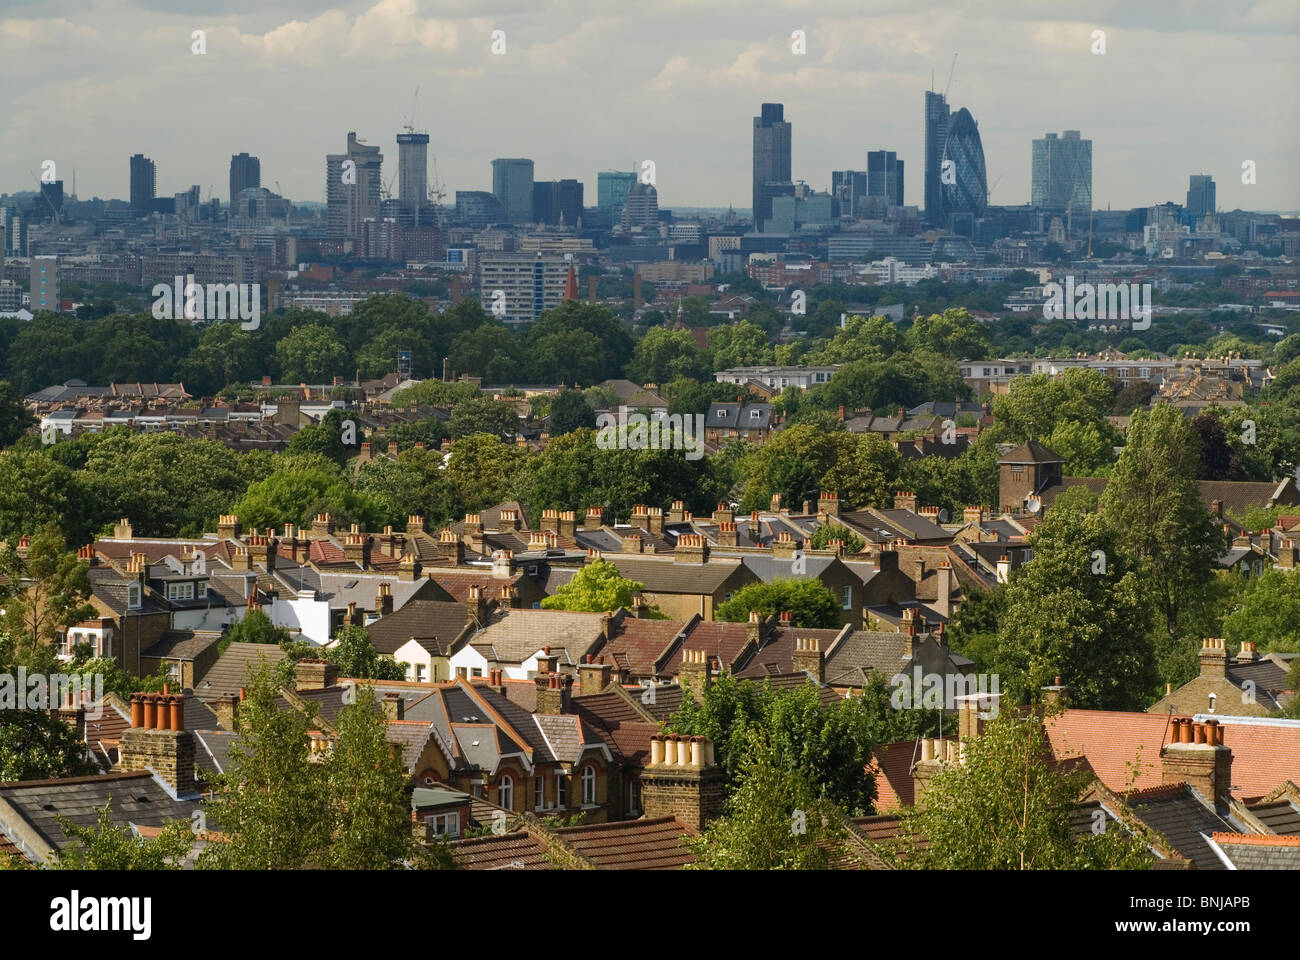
<box><xmin>385</xmin><ymin>720</ymin><xmax>438</xmax><ymax>772</ymax></box>
<box><xmin>733</xmin><ymin>626</ymin><xmax>846</xmax><ymax>679</ymax></box>
<box><xmin>1211</xmin><ymin>833</ymin><xmax>1300</xmax><ymax>869</ymax></box>
<box><xmin>194</xmin><ymin>642</ymin><xmax>288</xmax><ymax>699</ymax></box>
<box><xmin>367</xmin><ymin>600</ymin><xmax>472</xmax><ymax>656</ymax></box>
<box><xmin>142</xmin><ymin>630</ymin><xmax>223</xmax><ymax>661</ymax></box>
<box><xmin>194</xmin><ymin>729</ymin><xmax>240</xmax><ymax>776</ymax></box>
<box><xmin>447</xmin><ymin>831</ymin><xmax>553</xmax><ymax>869</ymax></box>
<box><xmin>1123</xmin><ymin>783</ymin><xmax>1236</xmax><ymax>870</ymax></box>
<box><xmin>0</xmin><ymin>771</ymin><xmax>201</xmax><ymax>861</ymax></box>
<box><xmin>318</xmin><ymin>573</ymin><xmax>446</xmax><ymax>612</ymax></box>
<box><xmin>1245</xmin><ymin>796</ymin><xmax>1300</xmax><ymax>836</ymax></box>
<box><xmin>998</xmin><ymin>440</ymin><xmax>1066</xmax><ymax>464</ymax></box>
<box><xmin>87</xmin><ymin>567</ymin><xmax>169</xmax><ymax>616</ymax></box>
<box><xmin>554</xmin><ymin>816</ymin><xmax>696</xmax><ymax>869</ymax></box>
<box><xmin>84</xmin><ymin>698</ymin><xmax>131</xmax><ymax>771</ymax></box>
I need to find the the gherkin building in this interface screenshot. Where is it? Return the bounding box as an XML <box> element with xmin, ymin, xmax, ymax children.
<box><xmin>941</xmin><ymin>107</ymin><xmax>988</xmax><ymax>221</ymax></box>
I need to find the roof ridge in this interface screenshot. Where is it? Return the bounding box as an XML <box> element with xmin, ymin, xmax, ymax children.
<box><xmin>1211</xmin><ymin>832</ymin><xmax>1300</xmax><ymax>846</ymax></box>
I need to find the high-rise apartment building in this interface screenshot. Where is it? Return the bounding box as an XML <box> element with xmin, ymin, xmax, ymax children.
<box><xmin>229</xmin><ymin>153</ymin><xmax>261</xmax><ymax>207</ymax></box>
<box><xmin>1031</xmin><ymin>131</ymin><xmax>1092</xmax><ymax>213</ymax></box>
<box><xmin>326</xmin><ymin>132</ymin><xmax>384</xmax><ymax>242</ymax></box>
<box><xmin>130</xmin><ymin>153</ymin><xmax>156</xmax><ymax>214</ymax></box>
<box><xmin>396</xmin><ymin>132</ymin><xmax>430</xmax><ymax>225</ymax></box>
<box><xmin>597</xmin><ymin>170</ymin><xmax>637</xmax><ymax>227</ymax></box>
<box><xmin>867</xmin><ymin>151</ymin><xmax>904</xmax><ymax>207</ymax></box>
<box><xmin>1186</xmin><ymin>175</ymin><xmax>1216</xmax><ymax>222</ymax></box>
<box><xmin>752</xmin><ymin>103</ymin><xmax>792</xmax><ymax>232</ymax></box>
<box><xmin>31</xmin><ymin>256</ymin><xmax>60</xmax><ymax>312</ymax></box>
<box><xmin>479</xmin><ymin>252</ymin><xmax>570</xmax><ymax>323</ymax></box>
<box><xmin>492</xmin><ymin>158</ymin><xmax>535</xmax><ymax>224</ymax></box>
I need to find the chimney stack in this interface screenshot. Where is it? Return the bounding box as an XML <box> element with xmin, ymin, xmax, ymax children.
<box><xmin>217</xmin><ymin>514</ymin><xmax>241</xmax><ymax>540</ymax></box>
<box><xmin>817</xmin><ymin>491</ymin><xmax>840</xmax><ymax>519</ymax></box>
<box><xmin>119</xmin><ymin>692</ymin><xmax>197</xmax><ymax>797</ymax></box>
<box><xmin>382</xmin><ymin>692</ymin><xmax>404</xmax><ymax>721</ymax></box>
<box><xmin>467</xmin><ymin>584</ymin><xmax>489</xmax><ymax>625</ymax></box>
<box><xmin>438</xmin><ymin>527</ymin><xmax>465</xmax><ymax>564</ymax></box>
<box><xmin>578</xmin><ymin>655</ymin><xmax>612</xmax><ymax>696</ymax></box>
<box><xmin>1161</xmin><ymin>718</ymin><xmax>1234</xmax><ymax>812</ymax></box>
<box><xmin>679</xmin><ymin>649</ymin><xmax>712</xmax><ymax>702</ymax></box>
<box><xmin>294</xmin><ymin>658</ymin><xmax>340</xmax><ymax>691</ymax></box>
<box><xmin>583</xmin><ymin>506</ymin><xmax>606</xmax><ymax>531</ymax></box>
<box><xmin>1199</xmin><ymin>637</ymin><xmax>1228</xmax><ymax>679</ymax></box>
<box><xmin>792</xmin><ymin>637</ymin><xmax>824</xmax><ymax>683</ymax></box>
<box><xmin>641</xmin><ymin>735</ymin><xmax>724</xmax><ymax>830</ymax></box>
<box><xmin>535</xmin><ymin>671</ymin><xmax>573</xmax><ymax>715</ymax></box>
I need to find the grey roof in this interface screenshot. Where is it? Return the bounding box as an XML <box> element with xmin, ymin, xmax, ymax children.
<box><xmin>740</xmin><ymin>554</ymin><xmax>836</xmax><ymax>582</ymax></box>
<box><xmin>1211</xmin><ymin>835</ymin><xmax>1300</xmax><ymax>870</ymax></box>
<box><xmin>1128</xmin><ymin>785</ymin><xmax>1237</xmax><ymax>870</ymax></box>
<box><xmin>142</xmin><ymin>630</ymin><xmax>222</xmax><ymax>661</ymax></box>
<box><xmin>318</xmin><ymin>573</ymin><xmax>443</xmax><ymax>611</ymax></box>
<box><xmin>0</xmin><ymin>771</ymin><xmax>201</xmax><ymax>860</ymax></box>
<box><xmin>194</xmin><ymin>729</ymin><xmax>240</xmax><ymax>776</ymax></box>
<box><xmin>87</xmin><ymin>568</ymin><xmax>168</xmax><ymax>616</ymax></box>
<box><xmin>603</xmin><ymin>554</ymin><xmax>752</xmax><ymax>594</ymax></box>
<box><xmin>367</xmin><ymin>600</ymin><xmax>472</xmax><ymax>656</ymax></box>
<box><xmin>195</xmin><ymin>642</ymin><xmax>288</xmax><ymax>699</ymax></box>
<box><xmin>386</xmin><ymin>721</ymin><xmax>438</xmax><ymax>772</ymax></box>
<box><xmin>470</xmin><ymin>608</ymin><xmax>609</xmax><ymax>666</ymax></box>
<box><xmin>705</xmin><ymin>401</ymin><xmax>772</xmax><ymax>431</ymax></box>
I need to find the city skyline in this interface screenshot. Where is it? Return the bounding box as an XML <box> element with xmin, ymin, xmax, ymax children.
<box><xmin>1</xmin><ymin>1</ymin><xmax>1297</xmax><ymax>213</ymax></box>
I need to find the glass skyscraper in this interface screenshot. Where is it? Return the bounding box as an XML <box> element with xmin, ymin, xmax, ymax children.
<box><xmin>492</xmin><ymin>158</ymin><xmax>535</xmax><ymax>224</ymax></box>
<box><xmin>1031</xmin><ymin>131</ymin><xmax>1092</xmax><ymax>213</ymax></box>
<box><xmin>1186</xmin><ymin>175</ymin><xmax>1216</xmax><ymax>222</ymax></box>
<box><xmin>597</xmin><ymin>170</ymin><xmax>636</xmax><ymax>226</ymax></box>
<box><xmin>923</xmin><ymin>91</ymin><xmax>949</xmax><ymax>226</ymax></box>
<box><xmin>941</xmin><ymin>108</ymin><xmax>988</xmax><ymax>233</ymax></box>
<box><xmin>752</xmin><ymin>103</ymin><xmax>792</xmax><ymax>232</ymax></box>
<box><xmin>867</xmin><ymin>151</ymin><xmax>904</xmax><ymax>207</ymax></box>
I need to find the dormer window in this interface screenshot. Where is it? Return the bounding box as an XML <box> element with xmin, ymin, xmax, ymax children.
<box><xmin>750</xmin><ymin>409</ymin><xmax>761</xmax><ymax>419</ymax></box>
<box><xmin>166</xmin><ymin>582</ymin><xmax>195</xmax><ymax>601</ymax></box>
<box><xmin>127</xmin><ymin>583</ymin><xmax>142</xmax><ymax>610</ymax></box>
<box><xmin>718</xmin><ymin>410</ymin><xmax>728</xmax><ymax>418</ymax></box>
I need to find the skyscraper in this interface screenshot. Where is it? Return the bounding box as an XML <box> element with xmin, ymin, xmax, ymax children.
<box><xmin>396</xmin><ymin>132</ymin><xmax>430</xmax><ymax>224</ymax></box>
<box><xmin>492</xmin><ymin>158</ymin><xmax>535</xmax><ymax>224</ymax></box>
<box><xmin>130</xmin><ymin>153</ymin><xmax>156</xmax><ymax>214</ymax></box>
<box><xmin>1031</xmin><ymin>131</ymin><xmax>1092</xmax><ymax>213</ymax></box>
<box><xmin>326</xmin><ymin>132</ymin><xmax>383</xmax><ymax>242</ymax></box>
<box><xmin>597</xmin><ymin>171</ymin><xmax>637</xmax><ymax>227</ymax></box>
<box><xmin>923</xmin><ymin>91</ymin><xmax>949</xmax><ymax>226</ymax></box>
<box><xmin>1186</xmin><ymin>175</ymin><xmax>1216</xmax><ymax>222</ymax></box>
<box><xmin>752</xmin><ymin>103</ymin><xmax>792</xmax><ymax>232</ymax></box>
<box><xmin>867</xmin><ymin>151</ymin><xmax>904</xmax><ymax>207</ymax></box>
<box><xmin>229</xmin><ymin>153</ymin><xmax>261</xmax><ymax>207</ymax></box>
<box><xmin>533</xmin><ymin>179</ymin><xmax>584</xmax><ymax>226</ymax></box>
<box><xmin>831</xmin><ymin>171</ymin><xmax>866</xmax><ymax>219</ymax></box>
<box><xmin>620</xmin><ymin>181</ymin><xmax>659</xmax><ymax>230</ymax></box>
<box><xmin>940</xmin><ymin>107</ymin><xmax>988</xmax><ymax>234</ymax></box>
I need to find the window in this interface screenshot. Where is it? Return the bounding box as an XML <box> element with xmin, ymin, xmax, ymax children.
<box><xmin>471</xmin><ymin>667</ymin><xmax>482</xmax><ymax>678</ymax></box>
<box><xmin>627</xmin><ymin>779</ymin><xmax>642</xmax><ymax>814</ymax></box>
<box><xmin>167</xmin><ymin>662</ymin><xmax>181</xmax><ymax>679</ymax></box>
<box><xmin>555</xmin><ymin>772</ymin><xmax>568</xmax><ymax>808</ymax></box>
<box><xmin>1010</xmin><ymin>466</ymin><xmax>1024</xmax><ymax>479</ymax></box>
<box><xmin>750</xmin><ymin>409</ymin><xmax>761</xmax><ymax>419</ymax></box>
<box><xmin>582</xmin><ymin>765</ymin><xmax>597</xmax><ymax>806</ymax></box>
<box><xmin>127</xmin><ymin>584</ymin><xmax>142</xmax><ymax>610</ymax></box>
<box><xmin>413</xmin><ymin>664</ymin><xmax>426</xmax><ymax>682</ymax></box>
<box><xmin>471</xmin><ymin>780</ymin><xmax>484</xmax><ymax>798</ymax></box>
<box><xmin>534</xmin><ymin>775</ymin><xmax>545</xmax><ymax>810</ymax></box>
<box><xmin>498</xmin><ymin>775</ymin><xmax>514</xmax><ymax>811</ymax></box>
<box><xmin>428</xmin><ymin>812</ymin><xmax>459</xmax><ymax>838</ymax></box>
<box><xmin>456</xmin><ymin>666</ymin><xmax>468</xmax><ymax>678</ymax></box>
<box><xmin>166</xmin><ymin>582</ymin><xmax>195</xmax><ymax>601</ymax></box>
<box><xmin>842</xmin><ymin>584</ymin><xmax>853</xmax><ymax>610</ymax></box>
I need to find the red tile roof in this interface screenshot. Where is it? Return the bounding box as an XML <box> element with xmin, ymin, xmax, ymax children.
<box><xmin>555</xmin><ymin>816</ymin><xmax>696</xmax><ymax>869</ymax></box>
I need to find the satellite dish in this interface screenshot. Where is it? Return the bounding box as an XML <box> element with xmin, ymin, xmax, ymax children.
<box><xmin>1026</xmin><ymin>497</ymin><xmax>1042</xmax><ymax>514</ymax></box>
<box><xmin>937</xmin><ymin>509</ymin><xmax>950</xmax><ymax>523</ymax></box>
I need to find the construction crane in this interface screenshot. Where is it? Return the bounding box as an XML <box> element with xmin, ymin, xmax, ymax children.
<box><xmin>403</xmin><ymin>86</ymin><xmax>420</xmax><ymax>134</ymax></box>
<box><xmin>943</xmin><ymin>53</ymin><xmax>958</xmax><ymax>99</ymax></box>
<box><xmin>987</xmin><ymin>173</ymin><xmax>1003</xmax><ymax>202</ymax></box>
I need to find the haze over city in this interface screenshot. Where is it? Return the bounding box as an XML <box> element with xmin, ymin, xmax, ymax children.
<box><xmin>2</xmin><ymin>0</ymin><xmax>1297</xmax><ymax>211</ymax></box>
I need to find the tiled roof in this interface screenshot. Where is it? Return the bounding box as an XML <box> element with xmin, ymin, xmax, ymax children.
<box><xmin>470</xmin><ymin>609</ymin><xmax>610</xmax><ymax>666</ymax></box>
<box><xmin>142</xmin><ymin>630</ymin><xmax>222</xmax><ymax>661</ymax></box>
<box><xmin>1124</xmin><ymin>784</ymin><xmax>1235</xmax><ymax>870</ymax></box>
<box><xmin>447</xmin><ymin>831</ymin><xmax>554</xmax><ymax>869</ymax></box>
<box><xmin>1210</xmin><ymin>833</ymin><xmax>1300</xmax><ymax>869</ymax></box>
<box><xmin>1245</xmin><ymin>797</ymin><xmax>1300</xmax><ymax>836</ymax></box>
<box><xmin>600</xmin><ymin>617</ymin><xmax>691</xmax><ymax>678</ymax></box>
<box><xmin>426</xmin><ymin>569</ymin><xmax>526</xmax><ymax>603</ymax></box>
<box><xmin>555</xmin><ymin>816</ymin><xmax>696</xmax><ymax>869</ymax></box>
<box><xmin>0</xmin><ymin>772</ymin><xmax>201</xmax><ymax>859</ymax></box>
<box><xmin>385</xmin><ymin>720</ymin><xmax>437</xmax><ymax>772</ymax></box>
<box><xmin>678</xmin><ymin>620</ymin><xmax>751</xmax><ymax>673</ymax></box>
<box><xmin>602</xmin><ymin>554</ymin><xmax>752</xmax><ymax>594</ymax></box>
<box><xmin>733</xmin><ymin>625</ymin><xmax>845</xmax><ymax>678</ymax></box>
<box><xmin>367</xmin><ymin>600</ymin><xmax>471</xmax><ymax>656</ymax></box>
<box><xmin>194</xmin><ymin>642</ymin><xmax>288</xmax><ymax>699</ymax></box>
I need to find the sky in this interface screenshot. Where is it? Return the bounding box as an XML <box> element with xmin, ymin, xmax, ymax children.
<box><xmin>1</xmin><ymin>0</ymin><xmax>1297</xmax><ymax>213</ymax></box>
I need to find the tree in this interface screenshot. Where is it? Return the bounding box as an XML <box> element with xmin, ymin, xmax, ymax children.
<box><xmin>0</xmin><ymin>709</ymin><xmax>99</xmax><ymax>782</ymax></box>
<box><xmin>319</xmin><ymin>687</ymin><xmax>416</xmax><ymax>869</ymax></box>
<box><xmin>625</xmin><ymin>327</ymin><xmax>706</xmax><ymax>384</ymax></box>
<box><xmin>354</xmin><ymin>449</ymin><xmax>462</xmax><ymax>530</ymax></box>
<box><xmin>448</xmin><ymin>396</ymin><xmax>519</xmax><ymax>442</ymax></box>
<box><xmin>807</xmin><ymin>523</ymin><xmax>866</xmax><ymax>554</ymax></box>
<box><xmin>230</xmin><ymin>454</ymin><xmax>386</xmax><ymax>532</ymax></box>
<box><xmin>286</xmin><ymin>409</ymin><xmax>354</xmax><ymax>466</ymax></box>
<box><xmin>390</xmin><ymin>379</ymin><xmax>480</xmax><ymax>409</ymax></box>
<box><xmin>199</xmin><ymin>659</ymin><xmax>325</xmax><ymax>870</ymax></box>
<box><xmin>547</xmin><ymin>390</ymin><xmax>596</xmax><ymax>435</ymax></box>
<box><xmin>274</xmin><ymin>325</ymin><xmax>349</xmax><ymax>383</ymax></box>
<box><xmin>894</xmin><ymin>710</ymin><xmax>1153</xmax><ymax>870</ymax></box>
<box><xmin>906</xmin><ymin>308</ymin><xmax>990</xmax><ymax>359</ymax></box>
<box><xmin>223</xmin><ymin>609</ymin><xmax>292</xmax><ymax>651</ymax></box>
<box><xmin>807</xmin><ymin>314</ymin><xmax>900</xmax><ymax>364</ymax></box>
<box><xmin>0</xmin><ymin>380</ymin><xmax>33</xmax><ymax>449</ymax></box>
<box><xmin>444</xmin><ymin>433</ymin><xmax>533</xmax><ymax>511</ymax></box>
<box><xmin>993</xmin><ymin>488</ymin><xmax>1158</xmax><ymax>709</ymax></box>
<box><xmin>541</xmin><ymin>558</ymin><xmax>650</xmax><ymax>613</ymax></box>
<box><xmin>1220</xmin><ymin>569</ymin><xmax>1300</xmax><ymax>654</ymax></box>
<box><xmin>707</xmin><ymin>321</ymin><xmax>774</xmax><ymax>370</ymax></box>
<box><xmin>715</xmin><ymin>579</ymin><xmax>841</xmax><ymax>628</ymax></box>
<box><xmin>0</xmin><ymin>449</ymin><xmax>90</xmax><ymax>544</ymax></box>
<box><xmin>50</xmin><ymin>802</ymin><xmax>195</xmax><ymax>870</ymax></box>
<box><xmin>0</xmin><ymin>525</ymin><xmax>95</xmax><ymax>661</ymax></box>
<box><xmin>685</xmin><ymin>728</ymin><xmax>844</xmax><ymax>870</ymax></box>
<box><xmin>1100</xmin><ymin>404</ymin><xmax>1225</xmax><ymax>642</ymax></box>
<box><xmin>326</xmin><ymin>625</ymin><xmax>406</xmax><ymax>680</ymax></box>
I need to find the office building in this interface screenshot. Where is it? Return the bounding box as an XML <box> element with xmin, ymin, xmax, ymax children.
<box><xmin>620</xmin><ymin>181</ymin><xmax>659</xmax><ymax>230</ymax></box>
<box><xmin>1031</xmin><ymin>131</ymin><xmax>1092</xmax><ymax>213</ymax></box>
<box><xmin>831</xmin><ymin>170</ymin><xmax>867</xmax><ymax>219</ymax></box>
<box><xmin>130</xmin><ymin>153</ymin><xmax>156</xmax><ymax>214</ymax></box>
<box><xmin>1187</xmin><ymin>175</ymin><xmax>1216</xmax><ymax>223</ymax></box>
<box><xmin>867</xmin><ymin>151</ymin><xmax>904</xmax><ymax>207</ymax></box>
<box><xmin>479</xmin><ymin>253</ymin><xmax>570</xmax><ymax>323</ymax></box>
<box><xmin>454</xmin><ymin>191</ymin><xmax>507</xmax><ymax>228</ymax></box>
<box><xmin>533</xmin><ymin>179</ymin><xmax>585</xmax><ymax>226</ymax></box>
<box><xmin>923</xmin><ymin>91</ymin><xmax>949</xmax><ymax>226</ymax></box>
<box><xmin>396</xmin><ymin>132</ymin><xmax>430</xmax><ymax>225</ymax></box>
<box><xmin>326</xmin><ymin>132</ymin><xmax>384</xmax><ymax>242</ymax></box>
<box><xmin>597</xmin><ymin>170</ymin><xmax>637</xmax><ymax>227</ymax></box>
<box><xmin>31</xmin><ymin>256</ymin><xmax>59</xmax><ymax>312</ymax></box>
<box><xmin>941</xmin><ymin>107</ymin><xmax>988</xmax><ymax>234</ymax></box>
<box><xmin>752</xmin><ymin>103</ymin><xmax>792</xmax><ymax>232</ymax></box>
<box><xmin>229</xmin><ymin>153</ymin><xmax>261</xmax><ymax>207</ymax></box>
<box><xmin>36</xmin><ymin>180</ymin><xmax>64</xmax><ymax>223</ymax></box>
<box><xmin>492</xmin><ymin>158</ymin><xmax>535</xmax><ymax>224</ymax></box>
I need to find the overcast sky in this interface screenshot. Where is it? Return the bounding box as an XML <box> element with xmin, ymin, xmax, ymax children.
<box><xmin>2</xmin><ymin>0</ymin><xmax>1297</xmax><ymax>213</ymax></box>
